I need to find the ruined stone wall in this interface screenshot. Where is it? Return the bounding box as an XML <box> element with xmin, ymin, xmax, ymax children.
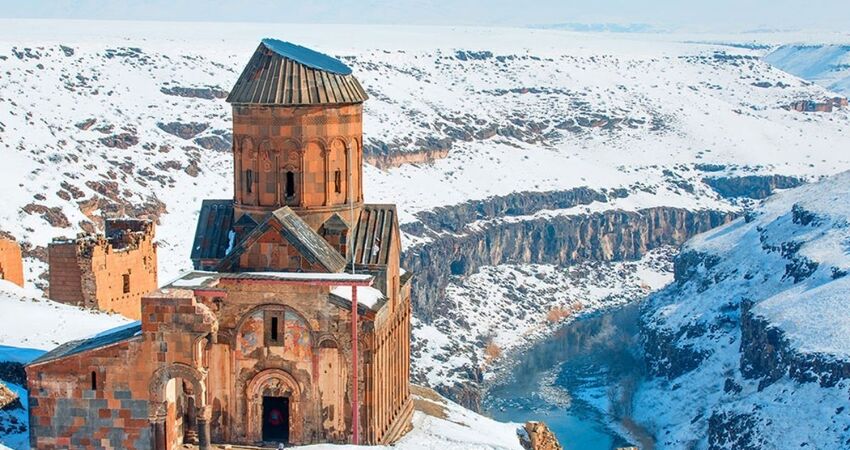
<box><xmin>47</xmin><ymin>220</ymin><xmax>158</xmax><ymax>320</ymax></box>
<box><xmin>0</xmin><ymin>238</ymin><xmax>24</xmax><ymax>287</ymax></box>
<box><xmin>27</xmin><ymin>289</ymin><xmax>215</xmax><ymax>450</ymax></box>
<box><xmin>47</xmin><ymin>241</ymin><xmax>85</xmax><ymax>305</ymax></box>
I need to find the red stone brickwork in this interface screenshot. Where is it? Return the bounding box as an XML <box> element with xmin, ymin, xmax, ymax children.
<box><xmin>237</xmin><ymin>226</ymin><xmax>328</xmax><ymax>273</ymax></box>
<box><xmin>48</xmin><ymin>219</ymin><xmax>158</xmax><ymax>319</ymax></box>
<box><xmin>232</xmin><ymin>104</ymin><xmax>364</xmax><ymax>227</ymax></box>
<box><xmin>0</xmin><ymin>237</ymin><xmax>24</xmax><ymax>287</ymax></box>
<box><xmin>27</xmin><ymin>278</ymin><xmax>413</xmax><ymax>449</ymax></box>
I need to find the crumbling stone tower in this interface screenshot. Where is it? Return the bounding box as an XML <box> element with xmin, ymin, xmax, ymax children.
<box><xmin>47</xmin><ymin>218</ymin><xmax>157</xmax><ymax>319</ymax></box>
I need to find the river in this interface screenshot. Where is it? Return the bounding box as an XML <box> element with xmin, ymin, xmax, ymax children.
<box><xmin>483</xmin><ymin>302</ymin><xmax>653</xmax><ymax>450</ymax></box>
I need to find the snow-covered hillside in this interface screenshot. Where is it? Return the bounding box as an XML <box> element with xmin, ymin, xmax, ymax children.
<box><xmin>635</xmin><ymin>170</ymin><xmax>850</xmax><ymax>449</ymax></box>
<box><xmin>3</xmin><ymin>19</ymin><xmax>850</xmax><ymax>448</ymax></box>
<box><xmin>765</xmin><ymin>44</ymin><xmax>850</xmax><ymax>95</ymax></box>
<box><xmin>1</xmin><ymin>20</ymin><xmax>849</xmax><ymax>290</ymax></box>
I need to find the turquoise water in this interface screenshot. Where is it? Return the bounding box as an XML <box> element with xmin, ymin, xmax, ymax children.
<box><xmin>483</xmin><ymin>303</ymin><xmax>649</xmax><ymax>450</ymax></box>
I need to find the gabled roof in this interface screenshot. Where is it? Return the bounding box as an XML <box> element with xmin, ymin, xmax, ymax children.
<box><xmin>218</xmin><ymin>206</ymin><xmax>347</xmax><ymax>273</ymax></box>
<box><xmin>272</xmin><ymin>207</ymin><xmax>347</xmax><ymax>271</ymax></box>
<box><xmin>351</xmin><ymin>204</ymin><xmax>397</xmax><ymax>266</ymax></box>
<box><xmin>321</xmin><ymin>213</ymin><xmax>350</xmax><ymax>231</ymax></box>
<box><xmin>29</xmin><ymin>322</ymin><xmax>142</xmax><ymax>366</ymax></box>
<box><xmin>226</xmin><ymin>39</ymin><xmax>368</xmax><ymax>106</ymax></box>
<box><xmin>191</xmin><ymin>199</ymin><xmax>234</xmax><ymax>262</ymax></box>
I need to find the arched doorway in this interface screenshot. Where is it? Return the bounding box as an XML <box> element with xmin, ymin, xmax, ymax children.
<box><xmin>149</xmin><ymin>364</ymin><xmax>210</xmax><ymax>450</ymax></box>
<box><xmin>246</xmin><ymin>369</ymin><xmax>302</xmax><ymax>445</ymax></box>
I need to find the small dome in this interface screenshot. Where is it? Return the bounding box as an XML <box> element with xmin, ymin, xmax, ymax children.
<box><xmin>226</xmin><ymin>39</ymin><xmax>368</xmax><ymax>106</ymax></box>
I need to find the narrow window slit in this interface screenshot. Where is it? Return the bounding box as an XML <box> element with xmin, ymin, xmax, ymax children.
<box><xmin>285</xmin><ymin>171</ymin><xmax>295</xmax><ymax>198</ymax></box>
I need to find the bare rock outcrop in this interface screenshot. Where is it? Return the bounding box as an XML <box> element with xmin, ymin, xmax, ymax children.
<box><xmin>518</xmin><ymin>421</ymin><xmax>563</xmax><ymax>450</ymax></box>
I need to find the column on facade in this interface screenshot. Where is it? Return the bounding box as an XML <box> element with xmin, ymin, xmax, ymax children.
<box><xmin>185</xmin><ymin>391</ymin><xmax>199</xmax><ymax>444</ymax></box>
<box><xmin>197</xmin><ymin>405</ymin><xmax>212</xmax><ymax>450</ymax></box>
<box><xmin>151</xmin><ymin>414</ymin><xmax>166</xmax><ymax>450</ymax></box>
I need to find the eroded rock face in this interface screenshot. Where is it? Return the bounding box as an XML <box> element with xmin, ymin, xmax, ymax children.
<box><xmin>703</xmin><ymin>174</ymin><xmax>805</xmax><ymax>199</ymax></box>
<box><xmin>98</xmin><ymin>132</ymin><xmax>139</xmax><ymax>149</ymax></box>
<box><xmin>740</xmin><ymin>300</ymin><xmax>850</xmax><ymax>389</ymax></box>
<box><xmin>21</xmin><ymin>203</ymin><xmax>71</xmax><ymax>228</ymax></box>
<box><xmin>404</xmin><ymin>205</ymin><xmax>734</xmax><ymax>321</ymax></box>
<box><xmin>159</xmin><ymin>85</ymin><xmax>228</xmax><ymax>100</ymax></box>
<box><xmin>364</xmin><ymin>147</ymin><xmax>449</xmax><ymax>169</ymax></box>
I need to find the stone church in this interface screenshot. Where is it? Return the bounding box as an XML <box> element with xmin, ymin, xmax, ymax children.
<box><xmin>27</xmin><ymin>39</ymin><xmax>413</xmax><ymax>449</ymax></box>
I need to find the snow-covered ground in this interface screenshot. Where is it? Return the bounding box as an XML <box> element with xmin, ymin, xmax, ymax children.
<box><xmin>302</xmin><ymin>387</ymin><xmax>524</xmax><ymax>450</ymax></box>
<box><xmin>635</xmin><ymin>170</ymin><xmax>850</xmax><ymax>449</ymax></box>
<box><xmin>0</xmin><ymin>280</ymin><xmax>131</xmax><ymax>356</ymax></box>
<box><xmin>0</xmin><ymin>20</ymin><xmax>849</xmax><ymax>289</ymax></box>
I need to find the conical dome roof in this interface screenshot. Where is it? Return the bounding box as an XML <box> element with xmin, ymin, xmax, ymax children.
<box><xmin>226</xmin><ymin>39</ymin><xmax>368</xmax><ymax>106</ymax></box>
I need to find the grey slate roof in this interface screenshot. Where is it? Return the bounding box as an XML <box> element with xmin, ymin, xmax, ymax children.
<box><xmin>226</xmin><ymin>39</ymin><xmax>368</xmax><ymax>106</ymax></box>
<box><xmin>191</xmin><ymin>199</ymin><xmax>234</xmax><ymax>262</ymax></box>
<box><xmin>352</xmin><ymin>204</ymin><xmax>397</xmax><ymax>266</ymax></box>
<box><xmin>29</xmin><ymin>322</ymin><xmax>142</xmax><ymax>366</ymax></box>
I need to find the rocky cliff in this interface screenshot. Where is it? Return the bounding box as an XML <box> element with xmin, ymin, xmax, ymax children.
<box><xmin>635</xmin><ymin>171</ymin><xmax>850</xmax><ymax>449</ymax></box>
<box><xmin>402</xmin><ymin>188</ymin><xmax>734</xmax><ymax>321</ymax></box>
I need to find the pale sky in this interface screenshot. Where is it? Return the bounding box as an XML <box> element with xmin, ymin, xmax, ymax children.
<box><xmin>1</xmin><ymin>0</ymin><xmax>848</xmax><ymax>32</ymax></box>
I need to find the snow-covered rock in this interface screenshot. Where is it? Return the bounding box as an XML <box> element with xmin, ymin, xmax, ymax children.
<box><xmin>636</xmin><ymin>170</ymin><xmax>850</xmax><ymax>449</ymax></box>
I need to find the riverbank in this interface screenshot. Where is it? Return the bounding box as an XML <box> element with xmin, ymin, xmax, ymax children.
<box><xmin>482</xmin><ymin>301</ymin><xmax>656</xmax><ymax>450</ymax></box>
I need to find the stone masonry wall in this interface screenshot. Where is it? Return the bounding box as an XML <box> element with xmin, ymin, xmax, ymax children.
<box><xmin>48</xmin><ymin>219</ymin><xmax>158</xmax><ymax>320</ymax></box>
<box><xmin>26</xmin><ymin>340</ymin><xmax>152</xmax><ymax>450</ymax></box>
<box><xmin>0</xmin><ymin>237</ymin><xmax>24</xmax><ymax>287</ymax></box>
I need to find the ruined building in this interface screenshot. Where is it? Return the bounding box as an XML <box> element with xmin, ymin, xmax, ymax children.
<box><xmin>0</xmin><ymin>236</ymin><xmax>24</xmax><ymax>287</ymax></box>
<box><xmin>27</xmin><ymin>39</ymin><xmax>413</xmax><ymax>449</ymax></box>
<box><xmin>47</xmin><ymin>218</ymin><xmax>157</xmax><ymax>320</ymax></box>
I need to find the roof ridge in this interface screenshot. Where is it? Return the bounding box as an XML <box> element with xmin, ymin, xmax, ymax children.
<box><xmin>226</xmin><ymin>40</ymin><xmax>368</xmax><ymax>106</ymax></box>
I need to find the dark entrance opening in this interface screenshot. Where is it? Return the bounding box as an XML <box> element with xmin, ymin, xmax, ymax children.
<box><xmin>262</xmin><ymin>396</ymin><xmax>290</xmax><ymax>443</ymax></box>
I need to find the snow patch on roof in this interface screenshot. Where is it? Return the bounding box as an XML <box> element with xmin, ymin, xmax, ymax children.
<box><xmin>331</xmin><ymin>285</ymin><xmax>385</xmax><ymax>309</ymax></box>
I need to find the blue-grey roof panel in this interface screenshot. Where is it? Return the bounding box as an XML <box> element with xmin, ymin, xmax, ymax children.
<box><xmin>261</xmin><ymin>38</ymin><xmax>352</xmax><ymax>75</ymax></box>
<box><xmin>29</xmin><ymin>322</ymin><xmax>142</xmax><ymax>366</ymax></box>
